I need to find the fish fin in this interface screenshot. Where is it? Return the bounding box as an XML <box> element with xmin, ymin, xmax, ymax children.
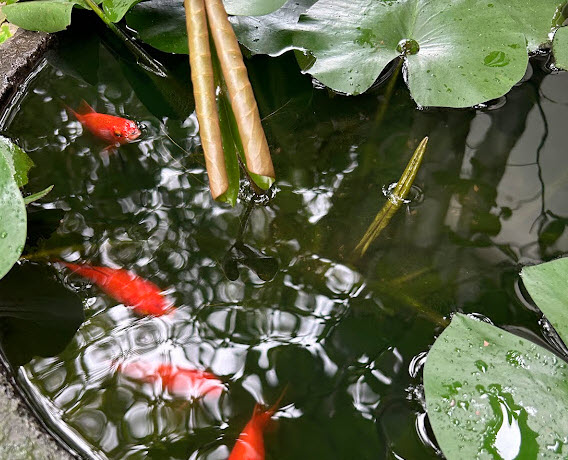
<box><xmin>78</xmin><ymin>99</ymin><xmax>96</xmax><ymax>114</ymax></box>
<box><xmin>266</xmin><ymin>384</ymin><xmax>289</xmax><ymax>417</ymax></box>
<box><xmin>63</xmin><ymin>104</ymin><xmax>80</xmax><ymax>121</ymax></box>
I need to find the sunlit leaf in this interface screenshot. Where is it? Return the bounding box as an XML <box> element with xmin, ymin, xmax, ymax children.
<box><xmin>294</xmin><ymin>0</ymin><xmax>535</xmax><ymax>107</ymax></box>
<box><xmin>223</xmin><ymin>0</ymin><xmax>286</xmax><ymax>16</ymax></box>
<box><xmin>2</xmin><ymin>0</ymin><xmax>77</xmax><ymax>33</ymax></box>
<box><xmin>424</xmin><ymin>314</ymin><xmax>568</xmax><ymax>460</ymax></box>
<box><xmin>0</xmin><ymin>141</ymin><xmax>27</xmax><ymax>280</ymax></box>
<box><xmin>230</xmin><ymin>0</ymin><xmax>316</xmax><ymax>56</ymax></box>
<box><xmin>0</xmin><ymin>136</ymin><xmax>34</xmax><ymax>188</ymax></box>
<box><xmin>521</xmin><ymin>258</ymin><xmax>568</xmax><ymax>345</ymax></box>
<box><xmin>553</xmin><ymin>27</ymin><xmax>568</xmax><ymax>71</ymax></box>
<box><xmin>102</xmin><ymin>0</ymin><xmax>141</xmax><ymax>22</ymax></box>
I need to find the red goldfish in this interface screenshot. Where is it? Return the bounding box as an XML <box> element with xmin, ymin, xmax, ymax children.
<box><xmin>229</xmin><ymin>389</ymin><xmax>287</xmax><ymax>460</ymax></box>
<box><xmin>60</xmin><ymin>262</ymin><xmax>174</xmax><ymax>316</ymax></box>
<box><xmin>118</xmin><ymin>360</ymin><xmax>225</xmax><ymax>399</ymax></box>
<box><xmin>67</xmin><ymin>100</ymin><xmax>141</xmax><ymax>149</ymax></box>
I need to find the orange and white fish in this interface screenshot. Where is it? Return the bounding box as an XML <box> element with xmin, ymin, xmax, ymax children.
<box><xmin>118</xmin><ymin>360</ymin><xmax>225</xmax><ymax>399</ymax></box>
<box><xmin>67</xmin><ymin>100</ymin><xmax>141</xmax><ymax>149</ymax></box>
<box><xmin>60</xmin><ymin>262</ymin><xmax>174</xmax><ymax>316</ymax></box>
<box><xmin>228</xmin><ymin>389</ymin><xmax>287</xmax><ymax>460</ymax></box>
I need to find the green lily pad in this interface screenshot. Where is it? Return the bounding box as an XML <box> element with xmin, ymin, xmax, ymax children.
<box><xmin>424</xmin><ymin>314</ymin><xmax>568</xmax><ymax>460</ymax></box>
<box><xmin>102</xmin><ymin>0</ymin><xmax>141</xmax><ymax>22</ymax></box>
<box><xmin>2</xmin><ymin>0</ymin><xmax>77</xmax><ymax>33</ymax></box>
<box><xmin>126</xmin><ymin>0</ymin><xmax>187</xmax><ymax>54</ymax></box>
<box><xmin>294</xmin><ymin>0</ymin><xmax>533</xmax><ymax>107</ymax></box>
<box><xmin>553</xmin><ymin>27</ymin><xmax>568</xmax><ymax>71</ymax></box>
<box><xmin>0</xmin><ymin>142</ymin><xmax>27</xmax><ymax>280</ymax></box>
<box><xmin>224</xmin><ymin>0</ymin><xmax>287</xmax><ymax>17</ymax></box>
<box><xmin>0</xmin><ymin>136</ymin><xmax>34</xmax><ymax>188</ymax></box>
<box><xmin>230</xmin><ymin>0</ymin><xmax>316</xmax><ymax>56</ymax></box>
<box><xmin>521</xmin><ymin>258</ymin><xmax>568</xmax><ymax>345</ymax></box>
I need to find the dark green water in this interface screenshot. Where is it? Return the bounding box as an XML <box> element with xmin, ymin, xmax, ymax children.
<box><xmin>1</xmin><ymin>19</ymin><xmax>568</xmax><ymax>460</ymax></box>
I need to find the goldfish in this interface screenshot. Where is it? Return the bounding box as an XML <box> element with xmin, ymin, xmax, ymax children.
<box><xmin>60</xmin><ymin>262</ymin><xmax>173</xmax><ymax>316</ymax></box>
<box><xmin>118</xmin><ymin>360</ymin><xmax>224</xmax><ymax>399</ymax></box>
<box><xmin>67</xmin><ymin>100</ymin><xmax>141</xmax><ymax>149</ymax></box>
<box><xmin>228</xmin><ymin>388</ymin><xmax>287</xmax><ymax>460</ymax></box>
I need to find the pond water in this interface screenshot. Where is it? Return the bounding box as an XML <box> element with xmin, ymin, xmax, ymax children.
<box><xmin>1</xmin><ymin>18</ymin><xmax>568</xmax><ymax>460</ymax></box>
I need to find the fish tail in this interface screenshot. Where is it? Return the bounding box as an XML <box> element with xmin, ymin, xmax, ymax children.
<box><xmin>266</xmin><ymin>383</ymin><xmax>289</xmax><ymax>417</ymax></box>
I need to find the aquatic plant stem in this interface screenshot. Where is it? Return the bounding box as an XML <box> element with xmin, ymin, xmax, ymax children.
<box><xmin>205</xmin><ymin>0</ymin><xmax>275</xmax><ymax>184</ymax></box>
<box><xmin>353</xmin><ymin>137</ymin><xmax>428</xmax><ymax>259</ymax></box>
<box><xmin>184</xmin><ymin>0</ymin><xmax>229</xmax><ymax>199</ymax></box>
<box><xmin>82</xmin><ymin>0</ymin><xmax>166</xmax><ymax>77</ymax></box>
<box><xmin>374</xmin><ymin>59</ymin><xmax>403</xmax><ymax>129</ymax></box>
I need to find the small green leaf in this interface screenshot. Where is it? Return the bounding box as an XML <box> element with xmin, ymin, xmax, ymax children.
<box><xmin>224</xmin><ymin>0</ymin><xmax>287</xmax><ymax>16</ymax></box>
<box><xmin>125</xmin><ymin>0</ymin><xmax>187</xmax><ymax>54</ymax></box>
<box><xmin>2</xmin><ymin>1</ymin><xmax>77</xmax><ymax>33</ymax></box>
<box><xmin>0</xmin><ymin>146</ymin><xmax>26</xmax><ymax>280</ymax></box>
<box><xmin>521</xmin><ymin>258</ymin><xmax>568</xmax><ymax>345</ymax></box>
<box><xmin>553</xmin><ymin>27</ymin><xmax>568</xmax><ymax>71</ymax></box>
<box><xmin>0</xmin><ymin>136</ymin><xmax>34</xmax><ymax>187</ymax></box>
<box><xmin>0</xmin><ymin>23</ymin><xmax>13</xmax><ymax>44</ymax></box>
<box><xmin>24</xmin><ymin>185</ymin><xmax>53</xmax><ymax>205</ymax></box>
<box><xmin>102</xmin><ymin>0</ymin><xmax>140</xmax><ymax>22</ymax></box>
<box><xmin>230</xmin><ymin>0</ymin><xmax>316</xmax><ymax>56</ymax></box>
<box><xmin>216</xmin><ymin>91</ymin><xmax>241</xmax><ymax>207</ymax></box>
<box><xmin>424</xmin><ymin>314</ymin><xmax>568</xmax><ymax>460</ymax></box>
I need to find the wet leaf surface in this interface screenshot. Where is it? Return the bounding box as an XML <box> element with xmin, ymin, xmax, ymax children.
<box><xmin>0</xmin><ymin>138</ymin><xmax>27</xmax><ymax>280</ymax></box>
<box><xmin>553</xmin><ymin>27</ymin><xmax>568</xmax><ymax>71</ymax></box>
<box><xmin>424</xmin><ymin>314</ymin><xmax>568</xmax><ymax>459</ymax></box>
<box><xmin>2</xmin><ymin>0</ymin><xmax>77</xmax><ymax>33</ymax></box>
<box><xmin>522</xmin><ymin>258</ymin><xmax>568</xmax><ymax>346</ymax></box>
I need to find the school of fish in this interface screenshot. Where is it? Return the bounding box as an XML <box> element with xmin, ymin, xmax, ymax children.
<box><xmin>56</xmin><ymin>101</ymin><xmax>285</xmax><ymax>458</ymax></box>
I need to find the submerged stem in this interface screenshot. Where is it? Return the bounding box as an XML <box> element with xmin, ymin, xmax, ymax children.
<box><xmin>352</xmin><ymin>136</ymin><xmax>429</xmax><ymax>259</ymax></box>
<box><xmin>83</xmin><ymin>0</ymin><xmax>166</xmax><ymax>77</ymax></box>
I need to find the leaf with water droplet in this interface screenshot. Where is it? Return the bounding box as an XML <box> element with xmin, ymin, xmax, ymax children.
<box><xmin>425</xmin><ymin>314</ymin><xmax>568</xmax><ymax>460</ymax></box>
<box><xmin>522</xmin><ymin>258</ymin><xmax>568</xmax><ymax>347</ymax></box>
<box><xmin>0</xmin><ymin>139</ymin><xmax>27</xmax><ymax>280</ymax></box>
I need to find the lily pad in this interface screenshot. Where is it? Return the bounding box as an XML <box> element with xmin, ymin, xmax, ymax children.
<box><xmin>102</xmin><ymin>0</ymin><xmax>141</xmax><ymax>22</ymax></box>
<box><xmin>2</xmin><ymin>1</ymin><xmax>77</xmax><ymax>33</ymax></box>
<box><xmin>230</xmin><ymin>0</ymin><xmax>317</xmax><ymax>56</ymax></box>
<box><xmin>424</xmin><ymin>314</ymin><xmax>568</xmax><ymax>460</ymax></box>
<box><xmin>223</xmin><ymin>0</ymin><xmax>287</xmax><ymax>17</ymax></box>
<box><xmin>0</xmin><ymin>136</ymin><xmax>34</xmax><ymax>188</ymax></box>
<box><xmin>0</xmin><ymin>142</ymin><xmax>27</xmax><ymax>280</ymax></box>
<box><xmin>553</xmin><ymin>27</ymin><xmax>568</xmax><ymax>71</ymax></box>
<box><xmin>521</xmin><ymin>258</ymin><xmax>568</xmax><ymax>345</ymax></box>
<box><xmin>294</xmin><ymin>0</ymin><xmax>533</xmax><ymax>107</ymax></box>
<box><xmin>125</xmin><ymin>0</ymin><xmax>188</xmax><ymax>54</ymax></box>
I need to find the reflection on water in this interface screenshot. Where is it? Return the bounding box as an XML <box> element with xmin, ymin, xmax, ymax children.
<box><xmin>1</xmin><ymin>19</ymin><xmax>568</xmax><ymax>460</ymax></box>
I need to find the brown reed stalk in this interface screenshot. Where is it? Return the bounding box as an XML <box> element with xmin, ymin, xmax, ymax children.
<box><xmin>204</xmin><ymin>0</ymin><xmax>275</xmax><ymax>181</ymax></box>
<box><xmin>184</xmin><ymin>0</ymin><xmax>228</xmax><ymax>199</ymax></box>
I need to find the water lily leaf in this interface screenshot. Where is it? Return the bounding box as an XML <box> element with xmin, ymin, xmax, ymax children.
<box><xmin>553</xmin><ymin>27</ymin><xmax>568</xmax><ymax>71</ymax></box>
<box><xmin>499</xmin><ymin>0</ymin><xmax>565</xmax><ymax>51</ymax></box>
<box><xmin>2</xmin><ymin>1</ymin><xmax>77</xmax><ymax>33</ymax></box>
<box><xmin>0</xmin><ymin>263</ymin><xmax>84</xmax><ymax>366</ymax></box>
<box><xmin>126</xmin><ymin>0</ymin><xmax>187</xmax><ymax>54</ymax></box>
<box><xmin>230</xmin><ymin>0</ymin><xmax>316</xmax><ymax>56</ymax></box>
<box><xmin>293</xmin><ymin>0</ymin><xmax>556</xmax><ymax>107</ymax></box>
<box><xmin>0</xmin><ymin>142</ymin><xmax>27</xmax><ymax>280</ymax></box>
<box><xmin>223</xmin><ymin>0</ymin><xmax>287</xmax><ymax>17</ymax></box>
<box><xmin>521</xmin><ymin>258</ymin><xmax>568</xmax><ymax>345</ymax></box>
<box><xmin>0</xmin><ymin>136</ymin><xmax>34</xmax><ymax>188</ymax></box>
<box><xmin>102</xmin><ymin>0</ymin><xmax>141</xmax><ymax>22</ymax></box>
<box><xmin>424</xmin><ymin>314</ymin><xmax>568</xmax><ymax>460</ymax></box>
